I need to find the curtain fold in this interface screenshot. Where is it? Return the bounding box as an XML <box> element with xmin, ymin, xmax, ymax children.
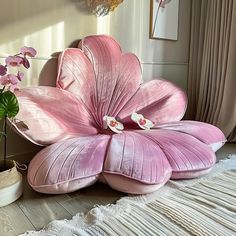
<box><xmin>187</xmin><ymin>0</ymin><xmax>236</xmax><ymax>141</ymax></box>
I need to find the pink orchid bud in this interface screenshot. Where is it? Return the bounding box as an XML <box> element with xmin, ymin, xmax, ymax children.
<box><xmin>5</xmin><ymin>56</ymin><xmax>23</xmax><ymax>67</ymax></box>
<box><xmin>22</xmin><ymin>57</ymin><xmax>30</xmax><ymax>69</ymax></box>
<box><xmin>20</xmin><ymin>46</ymin><xmax>37</xmax><ymax>57</ymax></box>
<box><xmin>0</xmin><ymin>64</ymin><xmax>7</xmax><ymax>76</ymax></box>
<box><xmin>17</xmin><ymin>71</ymin><xmax>24</xmax><ymax>81</ymax></box>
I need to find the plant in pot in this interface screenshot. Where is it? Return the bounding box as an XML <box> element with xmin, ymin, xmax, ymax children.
<box><xmin>0</xmin><ymin>47</ymin><xmax>36</xmax><ymax>207</ymax></box>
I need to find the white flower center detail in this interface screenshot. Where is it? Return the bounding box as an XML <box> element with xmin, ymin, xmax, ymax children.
<box><xmin>103</xmin><ymin>115</ymin><xmax>124</xmax><ymax>134</ymax></box>
<box><xmin>131</xmin><ymin>113</ymin><xmax>154</xmax><ymax>130</ymax></box>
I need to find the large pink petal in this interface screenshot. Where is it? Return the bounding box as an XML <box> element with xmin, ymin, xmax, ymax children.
<box><xmin>118</xmin><ymin>79</ymin><xmax>187</xmax><ymax>126</ymax></box>
<box><xmin>11</xmin><ymin>87</ymin><xmax>98</xmax><ymax>145</ymax></box>
<box><xmin>56</xmin><ymin>48</ymin><xmax>98</xmax><ymax>124</ymax></box>
<box><xmin>136</xmin><ymin>129</ymin><xmax>216</xmax><ymax>179</ymax></box>
<box><xmin>28</xmin><ymin>135</ymin><xmax>109</xmax><ymax>194</ymax></box>
<box><xmin>107</xmin><ymin>53</ymin><xmax>141</xmax><ymax>117</ymax></box>
<box><xmin>156</xmin><ymin>121</ymin><xmax>226</xmax><ymax>151</ymax></box>
<box><xmin>103</xmin><ymin>131</ymin><xmax>172</xmax><ymax>187</ymax></box>
<box><xmin>79</xmin><ymin>35</ymin><xmax>142</xmax><ymax>127</ymax></box>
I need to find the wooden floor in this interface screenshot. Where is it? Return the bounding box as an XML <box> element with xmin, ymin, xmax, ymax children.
<box><xmin>0</xmin><ymin>176</ymin><xmax>124</xmax><ymax>235</ymax></box>
<box><xmin>0</xmin><ymin>143</ymin><xmax>235</xmax><ymax>236</ymax></box>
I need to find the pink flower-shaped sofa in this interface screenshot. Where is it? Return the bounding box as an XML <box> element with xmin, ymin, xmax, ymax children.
<box><xmin>12</xmin><ymin>35</ymin><xmax>226</xmax><ymax>194</ymax></box>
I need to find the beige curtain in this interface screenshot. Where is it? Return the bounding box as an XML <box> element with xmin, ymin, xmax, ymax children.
<box><xmin>187</xmin><ymin>0</ymin><xmax>236</xmax><ymax>142</ymax></box>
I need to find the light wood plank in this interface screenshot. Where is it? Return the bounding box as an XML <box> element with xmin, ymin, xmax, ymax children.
<box><xmin>16</xmin><ymin>172</ymin><xmax>72</xmax><ymax>230</ymax></box>
<box><xmin>19</xmin><ymin>172</ymin><xmax>72</xmax><ymax>204</ymax></box>
<box><xmin>216</xmin><ymin>143</ymin><xmax>236</xmax><ymax>161</ymax></box>
<box><xmin>62</xmin><ymin>183</ymin><xmax>124</xmax><ymax>215</ymax></box>
<box><xmin>0</xmin><ymin>202</ymin><xmax>35</xmax><ymax>236</ymax></box>
<box><xmin>17</xmin><ymin>198</ymin><xmax>72</xmax><ymax>230</ymax></box>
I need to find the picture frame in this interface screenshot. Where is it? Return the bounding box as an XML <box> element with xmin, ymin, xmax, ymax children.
<box><xmin>150</xmin><ymin>0</ymin><xmax>179</xmax><ymax>41</ymax></box>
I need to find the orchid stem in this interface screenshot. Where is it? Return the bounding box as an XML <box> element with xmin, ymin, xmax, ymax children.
<box><xmin>0</xmin><ymin>120</ymin><xmax>5</xmax><ymax>144</ymax></box>
<box><xmin>3</xmin><ymin>116</ymin><xmax>7</xmax><ymax>170</ymax></box>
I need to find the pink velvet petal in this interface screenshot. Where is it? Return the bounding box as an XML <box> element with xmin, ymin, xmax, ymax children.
<box><xmin>79</xmin><ymin>35</ymin><xmax>142</xmax><ymax>127</ymax></box>
<box><xmin>11</xmin><ymin>87</ymin><xmax>98</xmax><ymax>146</ymax></box>
<box><xmin>56</xmin><ymin>48</ymin><xmax>98</xmax><ymax>124</ymax></box>
<box><xmin>136</xmin><ymin>129</ymin><xmax>216</xmax><ymax>179</ymax></box>
<box><xmin>28</xmin><ymin>135</ymin><xmax>110</xmax><ymax>194</ymax></box>
<box><xmin>156</xmin><ymin>121</ymin><xmax>226</xmax><ymax>152</ymax></box>
<box><xmin>118</xmin><ymin>79</ymin><xmax>187</xmax><ymax>126</ymax></box>
<box><xmin>103</xmin><ymin>131</ymin><xmax>172</xmax><ymax>185</ymax></box>
<box><xmin>108</xmin><ymin>53</ymin><xmax>142</xmax><ymax>117</ymax></box>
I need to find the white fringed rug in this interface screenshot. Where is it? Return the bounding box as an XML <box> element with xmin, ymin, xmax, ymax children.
<box><xmin>21</xmin><ymin>155</ymin><xmax>236</xmax><ymax>236</ymax></box>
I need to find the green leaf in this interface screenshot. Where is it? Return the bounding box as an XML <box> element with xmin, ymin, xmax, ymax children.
<box><xmin>0</xmin><ymin>91</ymin><xmax>19</xmax><ymax>119</ymax></box>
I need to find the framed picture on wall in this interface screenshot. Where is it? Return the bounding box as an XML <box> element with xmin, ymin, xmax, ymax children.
<box><xmin>150</xmin><ymin>0</ymin><xmax>179</xmax><ymax>40</ymax></box>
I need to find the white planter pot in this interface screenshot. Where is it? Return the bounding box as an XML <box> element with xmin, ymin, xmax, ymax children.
<box><xmin>0</xmin><ymin>160</ymin><xmax>23</xmax><ymax>207</ymax></box>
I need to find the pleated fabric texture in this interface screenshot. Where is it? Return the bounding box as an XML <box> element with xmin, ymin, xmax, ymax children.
<box><xmin>187</xmin><ymin>0</ymin><xmax>236</xmax><ymax>141</ymax></box>
<box><xmin>11</xmin><ymin>35</ymin><xmax>226</xmax><ymax>194</ymax></box>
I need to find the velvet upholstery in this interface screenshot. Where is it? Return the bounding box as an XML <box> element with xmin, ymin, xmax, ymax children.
<box><xmin>11</xmin><ymin>35</ymin><xmax>226</xmax><ymax>194</ymax></box>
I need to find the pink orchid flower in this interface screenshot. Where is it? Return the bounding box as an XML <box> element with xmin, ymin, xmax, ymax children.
<box><xmin>20</xmin><ymin>46</ymin><xmax>37</xmax><ymax>57</ymax></box>
<box><xmin>0</xmin><ymin>65</ymin><xmax>7</xmax><ymax>76</ymax></box>
<box><xmin>0</xmin><ymin>74</ymin><xmax>18</xmax><ymax>86</ymax></box>
<box><xmin>11</xmin><ymin>35</ymin><xmax>226</xmax><ymax>195</ymax></box>
<box><xmin>5</xmin><ymin>56</ymin><xmax>23</xmax><ymax>67</ymax></box>
<box><xmin>103</xmin><ymin>115</ymin><xmax>124</xmax><ymax>134</ymax></box>
<box><xmin>131</xmin><ymin>113</ymin><xmax>154</xmax><ymax>130</ymax></box>
<box><xmin>0</xmin><ymin>74</ymin><xmax>19</xmax><ymax>92</ymax></box>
